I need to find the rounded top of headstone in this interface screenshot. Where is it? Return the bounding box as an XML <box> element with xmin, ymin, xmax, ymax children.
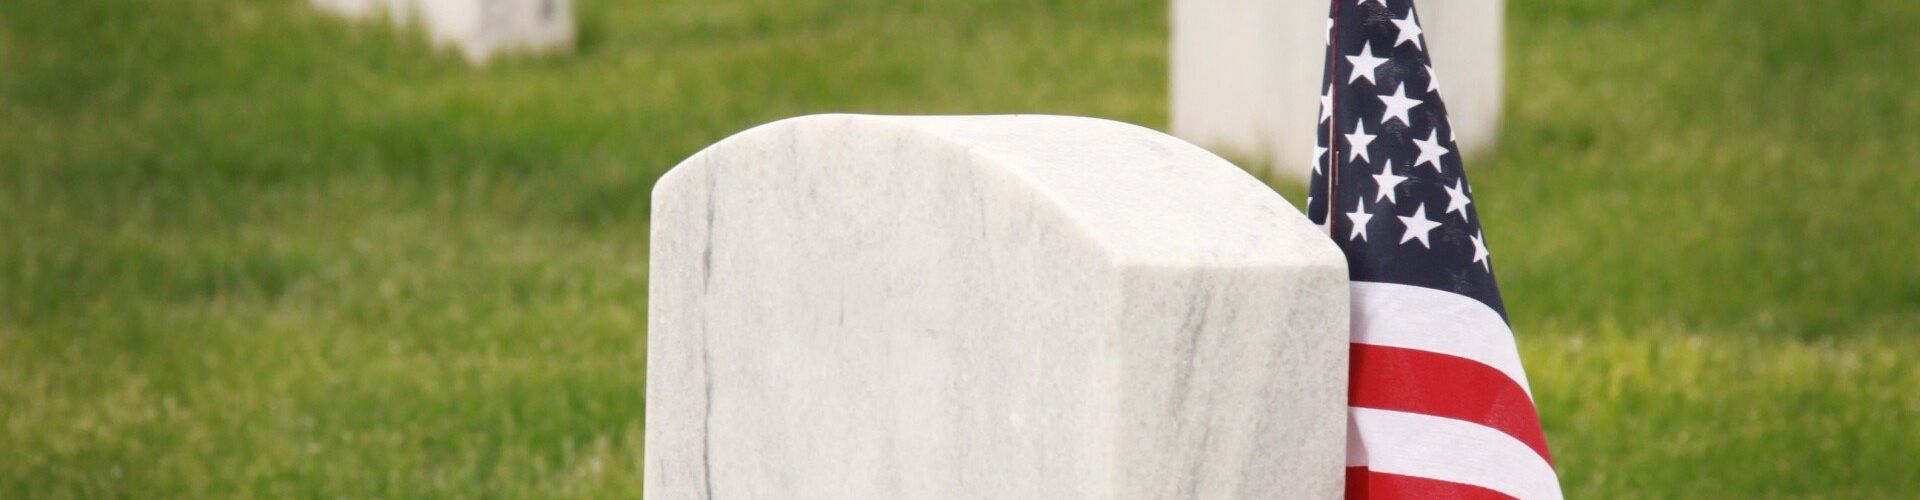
<box><xmin>658</xmin><ymin>113</ymin><xmax>1344</xmax><ymax>270</ymax></box>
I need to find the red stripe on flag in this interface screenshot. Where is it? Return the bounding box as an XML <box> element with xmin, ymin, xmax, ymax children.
<box><xmin>1349</xmin><ymin>343</ymin><xmax>1554</xmax><ymax>464</ymax></box>
<box><xmin>1346</xmin><ymin>466</ymin><xmax>1516</xmax><ymax>500</ymax></box>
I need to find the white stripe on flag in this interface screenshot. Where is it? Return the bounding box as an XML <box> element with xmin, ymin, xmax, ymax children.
<box><xmin>1349</xmin><ymin>407</ymin><xmax>1564</xmax><ymax>500</ymax></box>
<box><xmin>1351</xmin><ymin>281</ymin><xmax>1534</xmax><ymax>395</ymax></box>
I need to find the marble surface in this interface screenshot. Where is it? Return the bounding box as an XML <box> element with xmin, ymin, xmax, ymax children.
<box><xmin>1171</xmin><ymin>0</ymin><xmax>1503</xmax><ymax>180</ymax></box>
<box><xmin>311</xmin><ymin>0</ymin><xmax>574</xmax><ymax>64</ymax></box>
<box><xmin>647</xmin><ymin>114</ymin><xmax>1349</xmax><ymax>499</ymax></box>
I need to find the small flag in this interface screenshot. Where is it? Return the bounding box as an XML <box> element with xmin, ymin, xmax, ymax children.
<box><xmin>1307</xmin><ymin>0</ymin><xmax>1563</xmax><ymax>498</ymax></box>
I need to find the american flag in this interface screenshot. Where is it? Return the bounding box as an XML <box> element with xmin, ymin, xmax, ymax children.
<box><xmin>1305</xmin><ymin>0</ymin><xmax>1563</xmax><ymax>498</ymax></box>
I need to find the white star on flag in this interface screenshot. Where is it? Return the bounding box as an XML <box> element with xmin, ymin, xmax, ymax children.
<box><xmin>1345</xmin><ymin>119</ymin><xmax>1377</xmax><ymax>162</ymax></box>
<box><xmin>1346</xmin><ymin>42</ymin><xmax>1388</xmax><ymax>85</ymax></box>
<box><xmin>1413</xmin><ymin>129</ymin><xmax>1449</xmax><ymax>173</ymax></box>
<box><xmin>1346</xmin><ymin>205</ymin><xmax>1374</xmax><ymax>241</ymax></box>
<box><xmin>1373</xmin><ymin>158</ymin><xmax>1407</xmax><ymax>203</ymax></box>
<box><xmin>1378</xmin><ymin>84</ymin><xmax>1424</xmax><ymax>126</ymax></box>
<box><xmin>1443</xmin><ymin>178</ymin><xmax>1473</xmax><ymax>222</ymax></box>
<box><xmin>1320</xmin><ymin>85</ymin><xmax>1334</xmax><ymax>124</ymax></box>
<box><xmin>1396</xmin><ymin>203</ymin><xmax>1441</xmax><ymax>248</ymax></box>
<box><xmin>1471</xmin><ymin>230</ymin><xmax>1492</xmax><ymax>271</ymax></box>
<box><xmin>1391</xmin><ymin>10</ymin><xmax>1424</xmax><ymax>50</ymax></box>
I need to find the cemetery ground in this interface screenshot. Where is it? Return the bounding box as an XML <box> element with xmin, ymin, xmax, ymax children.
<box><xmin>2</xmin><ymin>0</ymin><xmax>1916</xmax><ymax>497</ymax></box>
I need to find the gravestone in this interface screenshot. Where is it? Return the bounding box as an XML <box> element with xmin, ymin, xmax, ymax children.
<box><xmin>646</xmin><ymin>114</ymin><xmax>1350</xmax><ymax>498</ymax></box>
<box><xmin>312</xmin><ymin>0</ymin><xmax>408</xmax><ymax>19</ymax></box>
<box><xmin>1170</xmin><ymin>0</ymin><xmax>1503</xmax><ymax>180</ymax></box>
<box><xmin>312</xmin><ymin>0</ymin><xmax>574</xmax><ymax>64</ymax></box>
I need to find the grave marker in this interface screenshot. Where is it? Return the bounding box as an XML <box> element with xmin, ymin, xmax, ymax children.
<box><xmin>1171</xmin><ymin>0</ymin><xmax>1504</xmax><ymax>180</ymax></box>
<box><xmin>312</xmin><ymin>0</ymin><xmax>575</xmax><ymax>64</ymax></box>
<box><xmin>646</xmin><ymin>114</ymin><xmax>1350</xmax><ymax>498</ymax></box>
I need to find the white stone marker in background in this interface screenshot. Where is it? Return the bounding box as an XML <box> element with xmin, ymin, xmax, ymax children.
<box><xmin>1171</xmin><ymin>0</ymin><xmax>1503</xmax><ymax>180</ymax></box>
<box><xmin>647</xmin><ymin>114</ymin><xmax>1349</xmax><ymax>498</ymax></box>
<box><xmin>312</xmin><ymin>0</ymin><xmax>574</xmax><ymax>64</ymax></box>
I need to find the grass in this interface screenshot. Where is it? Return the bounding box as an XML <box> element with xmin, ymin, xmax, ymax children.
<box><xmin>1</xmin><ymin>0</ymin><xmax>1915</xmax><ymax>496</ymax></box>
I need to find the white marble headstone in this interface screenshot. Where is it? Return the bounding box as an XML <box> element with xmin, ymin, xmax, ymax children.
<box><xmin>646</xmin><ymin>114</ymin><xmax>1350</xmax><ymax>498</ymax></box>
<box><xmin>1170</xmin><ymin>0</ymin><xmax>1503</xmax><ymax>180</ymax></box>
<box><xmin>312</xmin><ymin>0</ymin><xmax>574</xmax><ymax>64</ymax></box>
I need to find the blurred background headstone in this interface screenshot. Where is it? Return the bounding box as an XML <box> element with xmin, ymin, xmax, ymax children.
<box><xmin>1170</xmin><ymin>0</ymin><xmax>1503</xmax><ymax>180</ymax></box>
<box><xmin>312</xmin><ymin>0</ymin><xmax>575</xmax><ymax>64</ymax></box>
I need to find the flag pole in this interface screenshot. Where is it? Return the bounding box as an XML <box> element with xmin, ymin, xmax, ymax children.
<box><xmin>1325</xmin><ymin>0</ymin><xmax>1342</xmax><ymax>238</ymax></box>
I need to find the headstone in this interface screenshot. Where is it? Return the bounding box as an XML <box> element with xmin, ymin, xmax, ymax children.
<box><xmin>1170</xmin><ymin>0</ymin><xmax>1503</xmax><ymax>180</ymax></box>
<box><xmin>313</xmin><ymin>0</ymin><xmax>413</xmax><ymax>20</ymax></box>
<box><xmin>312</xmin><ymin>0</ymin><xmax>575</xmax><ymax>64</ymax></box>
<box><xmin>646</xmin><ymin>114</ymin><xmax>1350</xmax><ymax>498</ymax></box>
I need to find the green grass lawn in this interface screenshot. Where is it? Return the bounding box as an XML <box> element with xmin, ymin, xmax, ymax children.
<box><xmin>2</xmin><ymin>0</ymin><xmax>1916</xmax><ymax>496</ymax></box>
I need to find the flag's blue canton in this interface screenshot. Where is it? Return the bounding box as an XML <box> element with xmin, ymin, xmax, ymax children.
<box><xmin>1306</xmin><ymin>0</ymin><xmax>1507</xmax><ymax>319</ymax></box>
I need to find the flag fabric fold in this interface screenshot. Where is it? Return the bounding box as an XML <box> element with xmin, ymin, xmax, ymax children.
<box><xmin>1306</xmin><ymin>1</ymin><xmax>1562</xmax><ymax>498</ymax></box>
